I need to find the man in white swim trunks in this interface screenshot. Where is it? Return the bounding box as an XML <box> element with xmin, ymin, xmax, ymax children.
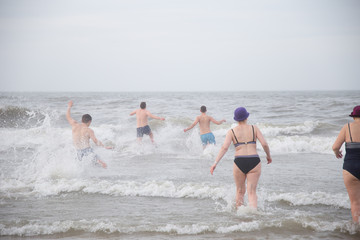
<box><xmin>184</xmin><ymin>106</ymin><xmax>226</xmax><ymax>148</ymax></box>
<box><xmin>66</xmin><ymin>100</ymin><xmax>110</xmax><ymax>168</ymax></box>
<box><xmin>130</xmin><ymin>102</ymin><xmax>165</xmax><ymax>143</ymax></box>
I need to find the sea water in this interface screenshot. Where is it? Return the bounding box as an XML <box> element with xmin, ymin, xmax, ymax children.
<box><xmin>0</xmin><ymin>91</ymin><xmax>359</xmax><ymax>239</ymax></box>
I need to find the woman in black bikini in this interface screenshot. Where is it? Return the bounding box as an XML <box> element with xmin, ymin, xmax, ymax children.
<box><xmin>333</xmin><ymin>105</ymin><xmax>360</xmax><ymax>223</ymax></box>
<box><xmin>210</xmin><ymin>107</ymin><xmax>272</xmax><ymax>209</ymax></box>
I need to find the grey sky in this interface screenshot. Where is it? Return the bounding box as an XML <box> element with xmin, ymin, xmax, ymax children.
<box><xmin>0</xmin><ymin>0</ymin><xmax>359</xmax><ymax>92</ymax></box>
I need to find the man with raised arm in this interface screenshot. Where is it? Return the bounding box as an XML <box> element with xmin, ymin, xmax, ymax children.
<box><xmin>184</xmin><ymin>105</ymin><xmax>226</xmax><ymax>148</ymax></box>
<box><xmin>66</xmin><ymin>100</ymin><xmax>110</xmax><ymax>168</ymax></box>
<box><xmin>130</xmin><ymin>102</ymin><xmax>165</xmax><ymax>143</ymax></box>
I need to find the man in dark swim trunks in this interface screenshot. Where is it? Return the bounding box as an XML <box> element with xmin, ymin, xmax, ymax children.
<box><xmin>130</xmin><ymin>102</ymin><xmax>165</xmax><ymax>143</ymax></box>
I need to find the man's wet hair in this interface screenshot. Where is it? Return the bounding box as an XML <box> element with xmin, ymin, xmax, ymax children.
<box><xmin>140</xmin><ymin>102</ymin><xmax>146</xmax><ymax>109</ymax></box>
<box><xmin>200</xmin><ymin>106</ymin><xmax>207</xmax><ymax>113</ymax></box>
<box><xmin>82</xmin><ymin>114</ymin><xmax>92</xmax><ymax>123</ymax></box>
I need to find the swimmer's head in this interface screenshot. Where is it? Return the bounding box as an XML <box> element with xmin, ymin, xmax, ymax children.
<box><xmin>234</xmin><ymin>107</ymin><xmax>249</xmax><ymax>122</ymax></box>
<box><xmin>349</xmin><ymin>105</ymin><xmax>360</xmax><ymax>118</ymax></box>
<box><xmin>140</xmin><ymin>102</ymin><xmax>146</xmax><ymax>109</ymax></box>
<box><xmin>200</xmin><ymin>106</ymin><xmax>207</xmax><ymax>113</ymax></box>
<box><xmin>82</xmin><ymin>114</ymin><xmax>92</xmax><ymax>124</ymax></box>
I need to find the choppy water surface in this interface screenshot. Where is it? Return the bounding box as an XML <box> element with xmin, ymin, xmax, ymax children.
<box><xmin>0</xmin><ymin>91</ymin><xmax>359</xmax><ymax>239</ymax></box>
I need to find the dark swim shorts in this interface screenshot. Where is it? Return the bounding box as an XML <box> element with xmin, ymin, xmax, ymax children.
<box><xmin>137</xmin><ymin>125</ymin><xmax>151</xmax><ymax>137</ymax></box>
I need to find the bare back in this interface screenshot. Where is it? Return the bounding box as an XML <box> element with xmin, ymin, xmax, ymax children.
<box><xmin>71</xmin><ymin>123</ymin><xmax>92</xmax><ymax>150</ymax></box>
<box><xmin>347</xmin><ymin>121</ymin><xmax>360</xmax><ymax>142</ymax></box>
<box><xmin>135</xmin><ymin>109</ymin><xmax>149</xmax><ymax>128</ymax></box>
<box><xmin>198</xmin><ymin>114</ymin><xmax>212</xmax><ymax>135</ymax></box>
<box><xmin>231</xmin><ymin>124</ymin><xmax>258</xmax><ymax>156</ymax></box>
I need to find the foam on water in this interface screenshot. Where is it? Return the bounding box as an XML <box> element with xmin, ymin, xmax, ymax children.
<box><xmin>1</xmin><ymin>173</ymin><xmax>351</xmax><ymax>213</ymax></box>
<box><xmin>0</xmin><ymin>104</ymin><xmax>342</xmax><ymax>158</ymax></box>
<box><xmin>1</xmin><ymin>218</ymin><xmax>358</xmax><ymax>236</ymax></box>
<box><xmin>266</xmin><ymin>191</ymin><xmax>349</xmax><ymax>209</ymax></box>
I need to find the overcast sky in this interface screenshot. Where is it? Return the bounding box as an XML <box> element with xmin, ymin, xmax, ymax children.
<box><xmin>0</xmin><ymin>0</ymin><xmax>359</xmax><ymax>92</ymax></box>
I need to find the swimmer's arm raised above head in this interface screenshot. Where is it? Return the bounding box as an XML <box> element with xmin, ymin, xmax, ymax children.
<box><xmin>66</xmin><ymin>100</ymin><xmax>77</xmax><ymax>126</ymax></box>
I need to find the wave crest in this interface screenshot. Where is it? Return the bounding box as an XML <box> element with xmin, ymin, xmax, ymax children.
<box><xmin>0</xmin><ymin>106</ymin><xmax>46</xmax><ymax>128</ymax></box>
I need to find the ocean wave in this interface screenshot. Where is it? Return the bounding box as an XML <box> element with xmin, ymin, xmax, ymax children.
<box><xmin>0</xmin><ymin>106</ymin><xmax>47</xmax><ymax>128</ymax></box>
<box><xmin>257</xmin><ymin>121</ymin><xmax>335</xmax><ymax>137</ymax></box>
<box><xmin>267</xmin><ymin>135</ymin><xmax>336</xmax><ymax>154</ymax></box>
<box><xmin>0</xmin><ymin>219</ymin><xmax>266</xmax><ymax>236</ymax></box>
<box><xmin>1</xmin><ymin>218</ymin><xmax>358</xmax><ymax>236</ymax></box>
<box><xmin>266</xmin><ymin>191</ymin><xmax>349</xmax><ymax>209</ymax></box>
<box><xmin>1</xmin><ymin>178</ymin><xmax>350</xmax><ymax>211</ymax></box>
<box><xmin>0</xmin><ymin>112</ymin><xmax>339</xmax><ymax>155</ymax></box>
<box><xmin>299</xmin><ymin>219</ymin><xmax>360</xmax><ymax>234</ymax></box>
<box><xmin>0</xmin><ymin>178</ymin><xmax>228</xmax><ymax>201</ymax></box>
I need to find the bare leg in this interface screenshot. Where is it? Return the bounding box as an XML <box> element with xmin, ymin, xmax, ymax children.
<box><xmin>137</xmin><ymin>137</ymin><xmax>143</xmax><ymax>143</ymax></box>
<box><xmin>233</xmin><ymin>163</ymin><xmax>246</xmax><ymax>208</ymax></box>
<box><xmin>149</xmin><ymin>132</ymin><xmax>155</xmax><ymax>143</ymax></box>
<box><xmin>97</xmin><ymin>159</ymin><xmax>107</xmax><ymax>169</ymax></box>
<box><xmin>343</xmin><ymin>170</ymin><xmax>360</xmax><ymax>223</ymax></box>
<box><xmin>246</xmin><ymin>163</ymin><xmax>261</xmax><ymax>209</ymax></box>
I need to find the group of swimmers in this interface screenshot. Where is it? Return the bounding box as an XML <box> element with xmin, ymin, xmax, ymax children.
<box><xmin>66</xmin><ymin>100</ymin><xmax>360</xmax><ymax>223</ymax></box>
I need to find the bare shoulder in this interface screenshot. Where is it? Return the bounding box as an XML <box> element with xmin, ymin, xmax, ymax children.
<box><xmin>68</xmin><ymin>118</ymin><xmax>78</xmax><ymax>126</ymax></box>
<box><xmin>340</xmin><ymin>124</ymin><xmax>348</xmax><ymax>132</ymax></box>
<box><xmin>201</xmin><ymin>115</ymin><xmax>211</xmax><ymax>121</ymax></box>
<box><xmin>225</xmin><ymin>129</ymin><xmax>233</xmax><ymax>138</ymax></box>
<box><xmin>86</xmin><ymin>127</ymin><xmax>95</xmax><ymax>136</ymax></box>
<box><xmin>253</xmin><ymin>125</ymin><xmax>262</xmax><ymax>136</ymax></box>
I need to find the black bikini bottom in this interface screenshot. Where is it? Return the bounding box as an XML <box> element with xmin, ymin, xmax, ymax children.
<box><xmin>234</xmin><ymin>155</ymin><xmax>261</xmax><ymax>174</ymax></box>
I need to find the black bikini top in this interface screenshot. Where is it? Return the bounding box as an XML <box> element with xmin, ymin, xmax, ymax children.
<box><xmin>231</xmin><ymin>125</ymin><xmax>256</xmax><ymax>147</ymax></box>
<box><xmin>346</xmin><ymin>123</ymin><xmax>360</xmax><ymax>149</ymax></box>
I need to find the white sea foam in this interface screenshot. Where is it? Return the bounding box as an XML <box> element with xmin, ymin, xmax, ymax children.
<box><xmin>258</xmin><ymin>121</ymin><xmax>321</xmax><ymax>136</ymax></box>
<box><xmin>0</xmin><ymin>178</ymin><xmax>229</xmax><ymax>200</ymax></box>
<box><xmin>157</xmin><ymin>223</ymin><xmax>210</xmax><ymax>234</ymax></box>
<box><xmin>299</xmin><ymin>219</ymin><xmax>360</xmax><ymax>234</ymax></box>
<box><xmin>267</xmin><ymin>135</ymin><xmax>336</xmax><ymax>154</ymax></box>
<box><xmin>0</xmin><ymin>115</ymin><xmax>338</xmax><ymax>158</ymax></box>
<box><xmin>1</xmin><ymin>175</ymin><xmax>350</xmax><ymax>212</ymax></box>
<box><xmin>2</xmin><ymin>218</ymin><xmax>358</xmax><ymax>236</ymax></box>
<box><xmin>266</xmin><ymin>191</ymin><xmax>349</xmax><ymax>209</ymax></box>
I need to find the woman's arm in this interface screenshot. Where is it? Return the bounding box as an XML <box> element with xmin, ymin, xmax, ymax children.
<box><xmin>255</xmin><ymin>126</ymin><xmax>272</xmax><ymax>164</ymax></box>
<box><xmin>210</xmin><ymin>130</ymin><xmax>233</xmax><ymax>174</ymax></box>
<box><xmin>332</xmin><ymin>125</ymin><xmax>346</xmax><ymax>159</ymax></box>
